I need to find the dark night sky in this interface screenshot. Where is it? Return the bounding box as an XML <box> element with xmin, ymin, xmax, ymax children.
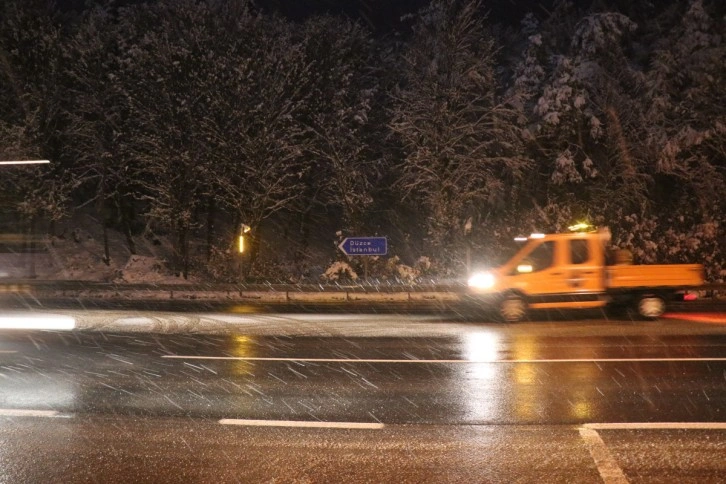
<box><xmin>259</xmin><ymin>0</ymin><xmax>556</xmax><ymax>32</ymax></box>
<box><xmin>54</xmin><ymin>0</ymin><xmax>558</xmax><ymax>33</ymax></box>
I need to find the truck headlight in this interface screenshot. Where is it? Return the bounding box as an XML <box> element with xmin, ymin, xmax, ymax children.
<box><xmin>468</xmin><ymin>271</ymin><xmax>495</xmax><ymax>290</ymax></box>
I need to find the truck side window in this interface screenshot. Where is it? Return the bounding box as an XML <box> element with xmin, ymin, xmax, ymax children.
<box><xmin>570</xmin><ymin>239</ymin><xmax>589</xmax><ymax>264</ymax></box>
<box><xmin>524</xmin><ymin>241</ymin><xmax>555</xmax><ymax>272</ymax></box>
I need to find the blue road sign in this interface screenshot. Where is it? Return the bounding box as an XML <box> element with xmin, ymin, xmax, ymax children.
<box><xmin>338</xmin><ymin>237</ymin><xmax>387</xmax><ymax>256</ymax></box>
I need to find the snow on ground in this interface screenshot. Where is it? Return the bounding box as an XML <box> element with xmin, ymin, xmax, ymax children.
<box><xmin>2</xmin><ymin>212</ymin><xmax>196</xmax><ymax>284</ymax></box>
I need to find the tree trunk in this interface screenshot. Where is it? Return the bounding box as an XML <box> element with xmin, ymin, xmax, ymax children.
<box><xmin>606</xmin><ymin>106</ymin><xmax>636</xmax><ymax>181</ymax></box>
<box><xmin>102</xmin><ymin>222</ymin><xmax>110</xmax><ymax>265</ymax></box>
<box><xmin>28</xmin><ymin>217</ymin><xmax>37</xmax><ymax>278</ymax></box>
<box><xmin>178</xmin><ymin>229</ymin><xmax>189</xmax><ymax>279</ymax></box>
<box><xmin>206</xmin><ymin>197</ymin><xmax>215</xmax><ymax>261</ymax></box>
<box><xmin>244</xmin><ymin>222</ymin><xmax>263</xmax><ymax>280</ymax></box>
<box><xmin>118</xmin><ymin>194</ymin><xmax>136</xmax><ymax>255</ymax></box>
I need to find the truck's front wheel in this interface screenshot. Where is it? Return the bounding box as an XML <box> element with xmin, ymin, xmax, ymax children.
<box><xmin>637</xmin><ymin>294</ymin><xmax>666</xmax><ymax>319</ymax></box>
<box><xmin>500</xmin><ymin>296</ymin><xmax>527</xmax><ymax>322</ymax></box>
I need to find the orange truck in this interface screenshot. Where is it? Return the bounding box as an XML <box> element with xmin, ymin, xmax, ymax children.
<box><xmin>467</xmin><ymin>228</ymin><xmax>704</xmax><ymax>321</ymax></box>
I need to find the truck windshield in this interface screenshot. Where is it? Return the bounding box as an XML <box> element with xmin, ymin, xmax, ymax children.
<box><xmin>502</xmin><ymin>240</ymin><xmax>556</xmax><ymax>273</ymax></box>
<box><xmin>488</xmin><ymin>241</ymin><xmax>528</xmax><ymax>267</ymax></box>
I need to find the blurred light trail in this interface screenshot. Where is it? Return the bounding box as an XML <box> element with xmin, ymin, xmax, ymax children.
<box><xmin>0</xmin><ymin>314</ymin><xmax>75</xmax><ymax>330</ymax></box>
<box><xmin>663</xmin><ymin>313</ymin><xmax>726</xmax><ymax>324</ymax></box>
<box><xmin>0</xmin><ymin>160</ymin><xmax>50</xmax><ymax>165</ymax></box>
<box><xmin>0</xmin><ymin>409</ymin><xmax>63</xmax><ymax>418</ymax></box>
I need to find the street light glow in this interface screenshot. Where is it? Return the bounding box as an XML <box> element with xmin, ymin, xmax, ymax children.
<box><xmin>0</xmin><ymin>160</ymin><xmax>50</xmax><ymax>165</ymax></box>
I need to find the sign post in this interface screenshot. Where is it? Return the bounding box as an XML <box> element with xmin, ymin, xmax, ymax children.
<box><xmin>238</xmin><ymin>224</ymin><xmax>251</xmax><ymax>282</ymax></box>
<box><xmin>337</xmin><ymin>237</ymin><xmax>388</xmax><ymax>279</ymax></box>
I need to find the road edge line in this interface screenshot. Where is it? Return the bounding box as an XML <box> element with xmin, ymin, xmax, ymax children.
<box><xmin>583</xmin><ymin>422</ymin><xmax>726</xmax><ymax>430</ymax></box>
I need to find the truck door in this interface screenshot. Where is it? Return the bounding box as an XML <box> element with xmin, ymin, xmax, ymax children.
<box><xmin>562</xmin><ymin>237</ymin><xmax>606</xmax><ymax>294</ymax></box>
<box><xmin>504</xmin><ymin>238</ymin><xmax>571</xmax><ymax>297</ymax></box>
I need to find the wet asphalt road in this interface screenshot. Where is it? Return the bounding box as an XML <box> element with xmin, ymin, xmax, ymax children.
<box><xmin>1</xmin><ymin>309</ymin><xmax>725</xmax><ymax>483</ymax></box>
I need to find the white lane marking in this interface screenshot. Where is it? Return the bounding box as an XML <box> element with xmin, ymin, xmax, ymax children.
<box><xmin>584</xmin><ymin>422</ymin><xmax>726</xmax><ymax>430</ymax></box>
<box><xmin>163</xmin><ymin>355</ymin><xmax>726</xmax><ymax>364</ymax></box>
<box><xmin>579</xmin><ymin>422</ymin><xmax>726</xmax><ymax>484</ymax></box>
<box><xmin>0</xmin><ymin>351</ymin><xmax>17</xmax><ymax>354</ymax></box>
<box><xmin>579</xmin><ymin>427</ymin><xmax>629</xmax><ymax>484</ymax></box>
<box><xmin>219</xmin><ymin>419</ymin><xmax>384</xmax><ymax>429</ymax></box>
<box><xmin>0</xmin><ymin>409</ymin><xmax>65</xmax><ymax>418</ymax></box>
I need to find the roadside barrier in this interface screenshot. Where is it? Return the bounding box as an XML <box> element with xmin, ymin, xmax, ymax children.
<box><xmin>0</xmin><ymin>281</ymin><xmax>723</xmax><ymax>310</ymax></box>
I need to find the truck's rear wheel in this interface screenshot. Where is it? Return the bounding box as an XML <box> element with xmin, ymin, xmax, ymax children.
<box><xmin>500</xmin><ymin>296</ymin><xmax>526</xmax><ymax>322</ymax></box>
<box><xmin>637</xmin><ymin>295</ymin><xmax>666</xmax><ymax>319</ymax></box>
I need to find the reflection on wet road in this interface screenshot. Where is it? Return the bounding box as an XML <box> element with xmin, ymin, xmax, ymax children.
<box><xmin>3</xmin><ymin>313</ymin><xmax>725</xmax><ymax>424</ymax></box>
<box><xmin>1</xmin><ymin>311</ymin><xmax>725</xmax><ymax>482</ymax></box>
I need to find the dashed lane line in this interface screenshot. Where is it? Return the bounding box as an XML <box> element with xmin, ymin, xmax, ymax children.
<box><xmin>219</xmin><ymin>419</ymin><xmax>384</xmax><ymax>429</ymax></box>
<box><xmin>583</xmin><ymin>422</ymin><xmax>726</xmax><ymax>430</ymax></box>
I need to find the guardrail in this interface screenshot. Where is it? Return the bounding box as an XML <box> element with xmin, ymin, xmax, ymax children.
<box><xmin>3</xmin><ymin>280</ymin><xmax>725</xmax><ymax>292</ymax></box>
<box><xmin>0</xmin><ymin>280</ymin><xmax>467</xmax><ymax>292</ymax></box>
<box><xmin>1</xmin><ymin>280</ymin><xmax>724</xmax><ymax>305</ymax></box>
<box><xmin>0</xmin><ymin>280</ymin><xmax>469</xmax><ymax>306</ymax></box>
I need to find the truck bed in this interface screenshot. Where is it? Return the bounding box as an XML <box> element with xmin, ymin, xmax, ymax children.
<box><xmin>607</xmin><ymin>264</ymin><xmax>703</xmax><ymax>289</ymax></box>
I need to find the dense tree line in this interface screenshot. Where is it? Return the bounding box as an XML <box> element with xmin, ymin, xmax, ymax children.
<box><xmin>0</xmin><ymin>0</ymin><xmax>723</xmax><ymax>281</ymax></box>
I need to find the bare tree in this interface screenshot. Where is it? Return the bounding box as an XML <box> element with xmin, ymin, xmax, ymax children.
<box><xmin>389</xmin><ymin>0</ymin><xmax>529</xmax><ymax>272</ymax></box>
<box><xmin>62</xmin><ymin>5</ymin><xmax>142</xmax><ymax>263</ymax></box>
<box><xmin>0</xmin><ymin>0</ymin><xmax>71</xmax><ymax>239</ymax></box>
<box><xmin>195</xmin><ymin>9</ymin><xmax>318</xmax><ymax>276</ymax></box>
<box><xmin>295</xmin><ymin>16</ymin><xmax>381</xmax><ymax>234</ymax></box>
<box><xmin>114</xmin><ymin>0</ymin><xmax>242</xmax><ymax>278</ymax></box>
